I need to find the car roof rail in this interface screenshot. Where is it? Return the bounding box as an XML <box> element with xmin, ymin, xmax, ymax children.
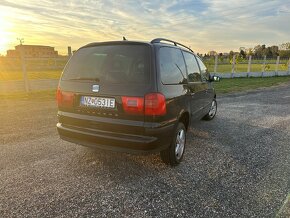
<box><xmin>151</xmin><ymin>38</ymin><xmax>193</xmax><ymax>52</ymax></box>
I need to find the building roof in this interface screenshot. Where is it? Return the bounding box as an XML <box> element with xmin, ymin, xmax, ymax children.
<box><xmin>15</xmin><ymin>45</ymin><xmax>55</xmax><ymax>49</ymax></box>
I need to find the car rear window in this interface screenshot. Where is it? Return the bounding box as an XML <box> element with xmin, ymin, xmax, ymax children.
<box><xmin>62</xmin><ymin>44</ymin><xmax>150</xmax><ymax>84</ymax></box>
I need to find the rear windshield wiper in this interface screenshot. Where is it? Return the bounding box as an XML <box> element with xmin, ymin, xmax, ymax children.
<box><xmin>66</xmin><ymin>77</ymin><xmax>100</xmax><ymax>82</ymax></box>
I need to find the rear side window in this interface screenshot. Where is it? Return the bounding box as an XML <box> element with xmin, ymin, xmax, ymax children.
<box><xmin>196</xmin><ymin>56</ymin><xmax>209</xmax><ymax>81</ymax></box>
<box><xmin>62</xmin><ymin>45</ymin><xmax>150</xmax><ymax>84</ymax></box>
<box><xmin>159</xmin><ymin>47</ymin><xmax>187</xmax><ymax>84</ymax></box>
<box><xmin>182</xmin><ymin>51</ymin><xmax>201</xmax><ymax>82</ymax></box>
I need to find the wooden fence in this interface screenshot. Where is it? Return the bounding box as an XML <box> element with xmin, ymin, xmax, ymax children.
<box><xmin>0</xmin><ymin>56</ymin><xmax>69</xmax><ymax>71</ymax></box>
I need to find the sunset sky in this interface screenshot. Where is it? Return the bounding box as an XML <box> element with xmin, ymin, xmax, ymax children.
<box><xmin>0</xmin><ymin>0</ymin><xmax>290</xmax><ymax>55</ymax></box>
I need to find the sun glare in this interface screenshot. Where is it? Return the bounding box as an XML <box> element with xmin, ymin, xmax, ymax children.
<box><xmin>0</xmin><ymin>14</ymin><xmax>12</xmax><ymax>55</ymax></box>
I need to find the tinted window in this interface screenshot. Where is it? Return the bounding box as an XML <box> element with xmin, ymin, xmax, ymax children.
<box><xmin>159</xmin><ymin>47</ymin><xmax>187</xmax><ymax>84</ymax></box>
<box><xmin>183</xmin><ymin>51</ymin><xmax>201</xmax><ymax>82</ymax></box>
<box><xmin>62</xmin><ymin>45</ymin><xmax>150</xmax><ymax>84</ymax></box>
<box><xmin>196</xmin><ymin>56</ymin><xmax>209</xmax><ymax>81</ymax></box>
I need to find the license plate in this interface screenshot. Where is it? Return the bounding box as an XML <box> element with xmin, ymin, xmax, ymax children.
<box><xmin>80</xmin><ymin>96</ymin><xmax>115</xmax><ymax>108</ymax></box>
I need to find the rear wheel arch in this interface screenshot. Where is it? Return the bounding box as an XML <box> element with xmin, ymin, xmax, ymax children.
<box><xmin>160</xmin><ymin>122</ymin><xmax>186</xmax><ymax>166</ymax></box>
<box><xmin>179</xmin><ymin>111</ymin><xmax>190</xmax><ymax>131</ymax></box>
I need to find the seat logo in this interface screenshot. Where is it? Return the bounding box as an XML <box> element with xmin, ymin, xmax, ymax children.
<box><xmin>92</xmin><ymin>85</ymin><xmax>99</xmax><ymax>92</ymax></box>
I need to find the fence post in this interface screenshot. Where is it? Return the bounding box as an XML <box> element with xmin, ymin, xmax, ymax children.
<box><xmin>214</xmin><ymin>54</ymin><xmax>218</xmax><ymax>74</ymax></box>
<box><xmin>231</xmin><ymin>55</ymin><xmax>236</xmax><ymax>78</ymax></box>
<box><xmin>262</xmin><ymin>55</ymin><xmax>266</xmax><ymax>78</ymax></box>
<box><xmin>54</xmin><ymin>58</ymin><xmax>57</xmax><ymax>69</ymax></box>
<box><xmin>247</xmin><ymin>55</ymin><xmax>252</xmax><ymax>77</ymax></box>
<box><xmin>275</xmin><ymin>56</ymin><xmax>280</xmax><ymax>76</ymax></box>
<box><xmin>20</xmin><ymin>45</ymin><xmax>29</xmax><ymax>92</ymax></box>
<box><xmin>288</xmin><ymin>57</ymin><xmax>290</xmax><ymax>75</ymax></box>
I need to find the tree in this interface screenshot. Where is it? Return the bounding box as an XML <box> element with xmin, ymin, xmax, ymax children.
<box><xmin>278</xmin><ymin>50</ymin><xmax>290</xmax><ymax>58</ymax></box>
<box><xmin>270</xmin><ymin>46</ymin><xmax>279</xmax><ymax>58</ymax></box>
<box><xmin>254</xmin><ymin>45</ymin><xmax>262</xmax><ymax>58</ymax></box>
<box><xmin>265</xmin><ymin>47</ymin><xmax>273</xmax><ymax>58</ymax></box>
<box><xmin>246</xmin><ymin>48</ymin><xmax>254</xmax><ymax>57</ymax></box>
<box><xmin>229</xmin><ymin>50</ymin><xmax>234</xmax><ymax>59</ymax></box>
<box><xmin>240</xmin><ymin>50</ymin><xmax>246</xmax><ymax>59</ymax></box>
<box><xmin>278</xmin><ymin>42</ymin><xmax>290</xmax><ymax>58</ymax></box>
<box><xmin>253</xmin><ymin>44</ymin><xmax>269</xmax><ymax>58</ymax></box>
<box><xmin>280</xmin><ymin>42</ymin><xmax>290</xmax><ymax>50</ymax></box>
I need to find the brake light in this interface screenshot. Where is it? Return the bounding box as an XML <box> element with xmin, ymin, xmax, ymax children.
<box><xmin>145</xmin><ymin>93</ymin><xmax>166</xmax><ymax>116</ymax></box>
<box><xmin>122</xmin><ymin>93</ymin><xmax>166</xmax><ymax>116</ymax></box>
<box><xmin>56</xmin><ymin>87</ymin><xmax>74</xmax><ymax>107</ymax></box>
<box><xmin>122</xmin><ymin>96</ymin><xmax>144</xmax><ymax>115</ymax></box>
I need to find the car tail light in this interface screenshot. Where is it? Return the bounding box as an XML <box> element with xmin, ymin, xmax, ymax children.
<box><xmin>122</xmin><ymin>93</ymin><xmax>166</xmax><ymax>116</ymax></box>
<box><xmin>145</xmin><ymin>93</ymin><xmax>166</xmax><ymax>116</ymax></box>
<box><xmin>56</xmin><ymin>87</ymin><xmax>75</xmax><ymax>107</ymax></box>
<box><xmin>122</xmin><ymin>96</ymin><xmax>144</xmax><ymax>115</ymax></box>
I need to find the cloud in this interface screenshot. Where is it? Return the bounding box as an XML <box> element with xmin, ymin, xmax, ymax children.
<box><xmin>0</xmin><ymin>0</ymin><xmax>289</xmax><ymax>55</ymax></box>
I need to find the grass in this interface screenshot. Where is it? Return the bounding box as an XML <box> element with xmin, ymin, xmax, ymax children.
<box><xmin>0</xmin><ymin>60</ymin><xmax>289</xmax><ymax>81</ymax></box>
<box><xmin>1</xmin><ymin>76</ymin><xmax>290</xmax><ymax>100</ymax></box>
<box><xmin>207</xmin><ymin>63</ymin><xmax>289</xmax><ymax>73</ymax></box>
<box><xmin>214</xmin><ymin>76</ymin><xmax>290</xmax><ymax>94</ymax></box>
<box><xmin>0</xmin><ymin>70</ymin><xmax>62</xmax><ymax>81</ymax></box>
<box><xmin>0</xmin><ymin>89</ymin><xmax>57</xmax><ymax>100</ymax></box>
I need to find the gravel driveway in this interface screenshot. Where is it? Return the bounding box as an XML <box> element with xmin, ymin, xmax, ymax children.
<box><xmin>1</xmin><ymin>84</ymin><xmax>290</xmax><ymax>217</ymax></box>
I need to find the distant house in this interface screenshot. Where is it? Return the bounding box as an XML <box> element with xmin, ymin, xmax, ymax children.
<box><xmin>6</xmin><ymin>45</ymin><xmax>58</xmax><ymax>58</ymax></box>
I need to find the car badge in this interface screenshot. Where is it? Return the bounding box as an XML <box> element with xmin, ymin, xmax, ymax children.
<box><xmin>92</xmin><ymin>85</ymin><xmax>99</xmax><ymax>92</ymax></box>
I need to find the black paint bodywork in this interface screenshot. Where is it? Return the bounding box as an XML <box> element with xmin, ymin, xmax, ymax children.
<box><xmin>57</xmin><ymin>40</ymin><xmax>216</xmax><ymax>153</ymax></box>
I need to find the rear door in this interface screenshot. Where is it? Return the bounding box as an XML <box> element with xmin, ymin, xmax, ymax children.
<box><xmin>182</xmin><ymin>51</ymin><xmax>208</xmax><ymax>119</ymax></box>
<box><xmin>156</xmin><ymin>46</ymin><xmax>188</xmax><ymax>124</ymax></box>
<box><xmin>195</xmin><ymin>56</ymin><xmax>213</xmax><ymax>108</ymax></box>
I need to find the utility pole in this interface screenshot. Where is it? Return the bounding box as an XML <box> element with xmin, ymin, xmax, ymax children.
<box><xmin>17</xmin><ymin>38</ymin><xmax>29</xmax><ymax>92</ymax></box>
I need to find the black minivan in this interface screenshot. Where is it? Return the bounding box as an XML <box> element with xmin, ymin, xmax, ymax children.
<box><xmin>57</xmin><ymin>38</ymin><xmax>219</xmax><ymax>166</ymax></box>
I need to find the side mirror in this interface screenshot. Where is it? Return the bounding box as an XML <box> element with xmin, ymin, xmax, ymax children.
<box><xmin>209</xmin><ymin>75</ymin><xmax>221</xmax><ymax>82</ymax></box>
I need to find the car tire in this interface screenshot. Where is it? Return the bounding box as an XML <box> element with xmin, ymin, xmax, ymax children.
<box><xmin>203</xmin><ymin>98</ymin><xmax>217</xmax><ymax>121</ymax></box>
<box><xmin>160</xmin><ymin>122</ymin><xmax>186</xmax><ymax>166</ymax></box>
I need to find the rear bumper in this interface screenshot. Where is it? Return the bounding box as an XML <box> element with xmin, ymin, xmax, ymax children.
<box><xmin>57</xmin><ymin>122</ymin><xmax>175</xmax><ymax>153</ymax></box>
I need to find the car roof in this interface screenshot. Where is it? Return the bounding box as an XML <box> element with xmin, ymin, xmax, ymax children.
<box><xmin>81</xmin><ymin>40</ymin><xmax>151</xmax><ymax>49</ymax></box>
<box><xmin>80</xmin><ymin>38</ymin><xmax>195</xmax><ymax>54</ymax></box>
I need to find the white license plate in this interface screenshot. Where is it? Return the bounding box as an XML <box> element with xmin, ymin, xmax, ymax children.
<box><xmin>80</xmin><ymin>96</ymin><xmax>115</xmax><ymax>108</ymax></box>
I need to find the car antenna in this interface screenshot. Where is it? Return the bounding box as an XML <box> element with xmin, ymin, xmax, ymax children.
<box><xmin>123</xmin><ymin>36</ymin><xmax>127</xmax><ymax>41</ymax></box>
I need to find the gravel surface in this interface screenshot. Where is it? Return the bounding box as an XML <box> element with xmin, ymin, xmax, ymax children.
<box><xmin>0</xmin><ymin>84</ymin><xmax>290</xmax><ymax>217</ymax></box>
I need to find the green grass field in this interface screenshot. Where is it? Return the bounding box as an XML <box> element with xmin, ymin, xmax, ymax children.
<box><xmin>0</xmin><ymin>70</ymin><xmax>62</xmax><ymax>81</ymax></box>
<box><xmin>206</xmin><ymin>63</ymin><xmax>289</xmax><ymax>73</ymax></box>
<box><xmin>1</xmin><ymin>76</ymin><xmax>290</xmax><ymax>100</ymax></box>
<box><xmin>1</xmin><ymin>65</ymin><xmax>289</xmax><ymax>82</ymax></box>
<box><xmin>214</xmin><ymin>76</ymin><xmax>290</xmax><ymax>94</ymax></box>
<box><xmin>0</xmin><ymin>89</ymin><xmax>57</xmax><ymax>100</ymax></box>
<box><xmin>0</xmin><ymin>58</ymin><xmax>289</xmax><ymax>81</ymax></box>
